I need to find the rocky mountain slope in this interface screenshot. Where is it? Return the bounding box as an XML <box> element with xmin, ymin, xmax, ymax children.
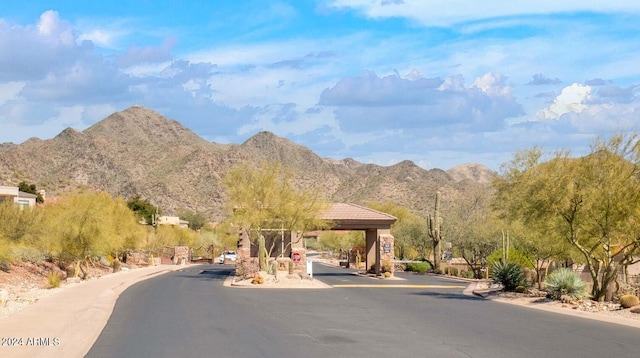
<box><xmin>0</xmin><ymin>106</ymin><xmax>495</xmax><ymax>221</ymax></box>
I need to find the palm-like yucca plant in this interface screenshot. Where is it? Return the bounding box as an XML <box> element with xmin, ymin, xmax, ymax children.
<box><xmin>490</xmin><ymin>261</ymin><xmax>525</xmax><ymax>291</ymax></box>
<box><xmin>544</xmin><ymin>267</ymin><xmax>589</xmax><ymax>300</ymax></box>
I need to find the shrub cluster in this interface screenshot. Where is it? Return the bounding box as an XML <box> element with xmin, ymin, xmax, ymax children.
<box><xmin>544</xmin><ymin>268</ymin><xmax>589</xmax><ymax>300</ymax></box>
<box><xmin>406</xmin><ymin>262</ymin><xmax>431</xmax><ymax>273</ymax></box>
<box><xmin>490</xmin><ymin>261</ymin><xmax>525</xmax><ymax>291</ymax></box>
<box><xmin>252</xmin><ymin>273</ymin><xmax>265</xmax><ymax>284</ymax></box>
<box><xmin>381</xmin><ymin>259</ymin><xmax>393</xmax><ymax>273</ymax></box>
<box><xmin>47</xmin><ymin>272</ymin><xmax>62</xmax><ymax>288</ymax></box>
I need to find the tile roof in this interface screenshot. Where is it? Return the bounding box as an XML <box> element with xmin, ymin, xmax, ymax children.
<box><xmin>320</xmin><ymin>203</ymin><xmax>397</xmax><ymax>222</ymax></box>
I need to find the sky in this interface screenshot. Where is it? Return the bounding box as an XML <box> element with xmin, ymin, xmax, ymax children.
<box><xmin>1</xmin><ymin>1</ymin><xmax>639</xmax><ymax>171</ymax></box>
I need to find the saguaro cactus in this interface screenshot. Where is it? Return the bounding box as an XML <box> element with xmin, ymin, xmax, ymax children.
<box><xmin>258</xmin><ymin>235</ymin><xmax>267</xmax><ymax>271</ymax></box>
<box><xmin>427</xmin><ymin>191</ymin><xmax>443</xmax><ymax>271</ymax></box>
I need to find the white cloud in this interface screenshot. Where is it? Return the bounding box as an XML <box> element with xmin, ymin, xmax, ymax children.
<box><xmin>0</xmin><ymin>81</ymin><xmax>24</xmax><ymax>106</ymax></box>
<box><xmin>472</xmin><ymin>72</ymin><xmax>511</xmax><ymax>97</ymax></box>
<box><xmin>1</xmin><ymin>7</ymin><xmax>639</xmax><ymax>171</ymax></box>
<box><xmin>37</xmin><ymin>10</ymin><xmax>75</xmax><ymax>45</ymax></box>
<box><xmin>539</xmin><ymin>83</ymin><xmax>592</xmax><ymax>120</ymax></box>
<box><xmin>78</xmin><ymin>29</ymin><xmax>117</xmax><ymax>48</ymax></box>
<box><xmin>319</xmin><ymin>71</ymin><xmax>522</xmax><ymax>133</ymax></box>
<box><xmin>327</xmin><ymin>0</ymin><xmax>640</xmax><ymax>26</ymax></box>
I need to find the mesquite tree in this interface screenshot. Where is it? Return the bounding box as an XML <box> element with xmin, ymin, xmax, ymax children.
<box><xmin>494</xmin><ymin>133</ymin><xmax>640</xmax><ymax>301</ymax></box>
<box><xmin>223</xmin><ymin>161</ymin><xmax>330</xmax><ymax>271</ymax></box>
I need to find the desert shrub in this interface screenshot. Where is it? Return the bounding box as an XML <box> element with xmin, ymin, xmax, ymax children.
<box><xmin>381</xmin><ymin>259</ymin><xmax>393</xmax><ymax>273</ymax></box>
<box><xmin>401</xmin><ymin>247</ymin><xmax>420</xmax><ymax>260</ymax></box>
<box><xmin>460</xmin><ymin>270</ymin><xmax>474</xmax><ymax>279</ymax></box>
<box><xmin>515</xmin><ymin>285</ymin><xmax>528</xmax><ymax>293</ymax></box>
<box><xmin>304</xmin><ymin>238</ymin><xmax>321</xmax><ymax>251</ymax></box>
<box><xmin>47</xmin><ymin>272</ymin><xmax>62</xmax><ymax>288</ymax></box>
<box><xmin>394</xmin><ymin>262</ymin><xmax>407</xmax><ymax>272</ymax></box>
<box><xmin>10</xmin><ymin>245</ymin><xmax>45</xmax><ymax>263</ymax></box>
<box><xmin>619</xmin><ymin>294</ymin><xmax>640</xmax><ymax>308</ymax></box>
<box><xmin>490</xmin><ymin>261</ymin><xmax>525</xmax><ymax>291</ymax></box>
<box><xmin>252</xmin><ymin>273</ymin><xmax>264</xmax><ymax>285</ymax></box>
<box><xmin>449</xmin><ymin>267</ymin><xmax>459</xmax><ymax>276</ymax></box>
<box><xmin>406</xmin><ymin>262</ymin><xmax>431</xmax><ymax>273</ymax></box>
<box><xmin>0</xmin><ymin>238</ymin><xmax>11</xmax><ymax>272</ymax></box>
<box><xmin>544</xmin><ymin>268</ymin><xmax>589</xmax><ymax>300</ymax></box>
<box><xmin>384</xmin><ymin>272</ymin><xmax>391</xmax><ymax>278</ymax></box>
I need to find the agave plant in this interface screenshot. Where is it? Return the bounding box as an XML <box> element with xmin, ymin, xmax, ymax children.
<box><xmin>544</xmin><ymin>268</ymin><xmax>589</xmax><ymax>300</ymax></box>
<box><xmin>490</xmin><ymin>261</ymin><xmax>525</xmax><ymax>291</ymax></box>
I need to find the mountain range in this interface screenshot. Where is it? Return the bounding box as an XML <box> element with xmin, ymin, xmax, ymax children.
<box><xmin>0</xmin><ymin>106</ymin><xmax>495</xmax><ymax>221</ymax></box>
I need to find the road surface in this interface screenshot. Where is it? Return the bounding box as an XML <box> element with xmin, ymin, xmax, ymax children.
<box><xmin>87</xmin><ymin>263</ymin><xmax>639</xmax><ymax>357</ymax></box>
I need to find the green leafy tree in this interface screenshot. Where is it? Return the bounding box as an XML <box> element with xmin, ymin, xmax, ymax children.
<box><xmin>151</xmin><ymin>225</ymin><xmax>198</xmax><ymax>249</ymax></box>
<box><xmin>177</xmin><ymin>207</ymin><xmax>208</xmax><ymax>230</ymax></box>
<box><xmin>498</xmin><ymin>220</ymin><xmax>574</xmax><ymax>289</ymax></box>
<box><xmin>0</xmin><ymin>201</ymin><xmax>45</xmax><ymax>243</ymax></box>
<box><xmin>446</xmin><ymin>186</ymin><xmax>500</xmax><ymax>278</ymax></box>
<box><xmin>211</xmin><ymin>220</ymin><xmax>241</xmax><ymax>253</ymax></box>
<box><xmin>367</xmin><ymin>202</ymin><xmax>429</xmax><ymax>260</ymax></box>
<box><xmin>223</xmin><ymin>161</ymin><xmax>330</xmax><ymax>270</ymax></box>
<box><xmin>126</xmin><ymin>195</ymin><xmax>161</xmax><ymax>225</ymax></box>
<box><xmin>494</xmin><ymin>133</ymin><xmax>640</xmax><ymax>301</ymax></box>
<box><xmin>17</xmin><ymin>181</ymin><xmax>44</xmax><ymax>203</ymax></box>
<box><xmin>318</xmin><ymin>231</ymin><xmax>365</xmax><ymax>253</ymax></box>
<box><xmin>46</xmin><ymin>190</ymin><xmax>145</xmax><ymax>278</ymax></box>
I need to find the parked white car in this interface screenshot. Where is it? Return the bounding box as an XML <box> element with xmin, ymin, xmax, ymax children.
<box><xmin>218</xmin><ymin>251</ymin><xmax>237</xmax><ymax>264</ymax></box>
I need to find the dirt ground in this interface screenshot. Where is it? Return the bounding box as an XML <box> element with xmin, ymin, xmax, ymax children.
<box><xmin>0</xmin><ymin>261</ymin><xmax>112</xmax><ymax>320</ymax></box>
<box><xmin>485</xmin><ymin>287</ymin><xmax>640</xmax><ymax>325</ymax></box>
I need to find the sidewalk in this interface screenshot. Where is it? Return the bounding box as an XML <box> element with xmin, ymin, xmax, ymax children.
<box><xmin>0</xmin><ymin>264</ymin><xmax>187</xmax><ymax>358</ymax></box>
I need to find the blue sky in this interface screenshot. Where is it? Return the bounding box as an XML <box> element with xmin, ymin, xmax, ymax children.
<box><xmin>1</xmin><ymin>1</ymin><xmax>639</xmax><ymax>171</ymax></box>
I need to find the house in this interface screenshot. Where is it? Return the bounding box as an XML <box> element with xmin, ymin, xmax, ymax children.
<box><xmin>0</xmin><ymin>185</ymin><xmax>38</xmax><ymax>209</ymax></box>
<box><xmin>156</xmin><ymin>215</ymin><xmax>189</xmax><ymax>228</ymax></box>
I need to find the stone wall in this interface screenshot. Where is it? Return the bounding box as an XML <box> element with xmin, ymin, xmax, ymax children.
<box><xmin>173</xmin><ymin>246</ymin><xmax>189</xmax><ymax>265</ymax></box>
<box><xmin>125</xmin><ymin>251</ymin><xmax>151</xmax><ymax>266</ymax></box>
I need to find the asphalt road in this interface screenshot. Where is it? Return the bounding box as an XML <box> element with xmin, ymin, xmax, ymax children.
<box><xmin>87</xmin><ymin>263</ymin><xmax>639</xmax><ymax>358</ymax></box>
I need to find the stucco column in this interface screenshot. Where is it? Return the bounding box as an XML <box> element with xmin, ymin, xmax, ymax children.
<box><xmin>365</xmin><ymin>229</ymin><xmax>377</xmax><ymax>273</ymax></box>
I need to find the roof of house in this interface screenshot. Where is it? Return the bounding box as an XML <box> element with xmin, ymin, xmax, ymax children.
<box><xmin>18</xmin><ymin>191</ymin><xmax>38</xmax><ymax>199</ymax></box>
<box><xmin>320</xmin><ymin>203</ymin><xmax>397</xmax><ymax>229</ymax></box>
<box><xmin>321</xmin><ymin>203</ymin><xmax>397</xmax><ymax>221</ymax></box>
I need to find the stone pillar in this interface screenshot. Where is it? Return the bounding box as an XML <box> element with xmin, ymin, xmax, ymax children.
<box><xmin>173</xmin><ymin>246</ymin><xmax>189</xmax><ymax>265</ymax></box>
<box><xmin>236</xmin><ymin>228</ymin><xmax>251</xmax><ymax>276</ymax></box>
<box><xmin>379</xmin><ymin>233</ymin><xmax>395</xmax><ymax>275</ymax></box>
<box><xmin>291</xmin><ymin>230</ymin><xmax>307</xmax><ymax>274</ymax></box>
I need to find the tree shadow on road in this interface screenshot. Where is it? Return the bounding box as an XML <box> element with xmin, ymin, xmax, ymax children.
<box><xmin>172</xmin><ymin>266</ymin><xmax>233</xmax><ymax>282</ymax></box>
<box><xmin>313</xmin><ymin>271</ymin><xmax>359</xmax><ymax>277</ymax></box>
<box><xmin>409</xmin><ymin>291</ymin><xmax>485</xmax><ymax>301</ymax></box>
